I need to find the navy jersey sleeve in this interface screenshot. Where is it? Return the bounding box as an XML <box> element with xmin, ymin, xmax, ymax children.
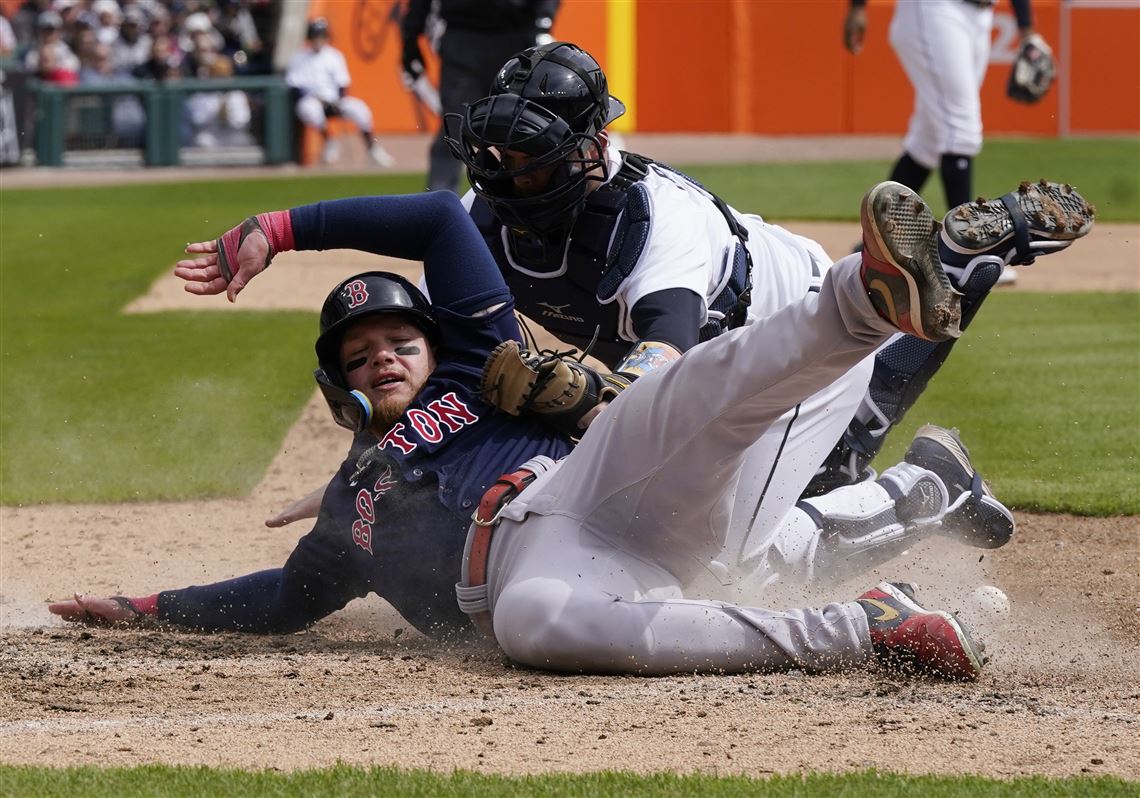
<box><xmin>156</xmin><ymin>514</ymin><xmax>370</xmax><ymax>634</ymax></box>
<box><xmin>289</xmin><ymin>191</ymin><xmax>510</xmax><ymax>316</ymax></box>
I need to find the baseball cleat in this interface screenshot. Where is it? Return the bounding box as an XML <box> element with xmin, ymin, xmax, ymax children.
<box><xmin>860</xmin><ymin>181</ymin><xmax>962</xmax><ymax>342</ymax></box>
<box><xmin>940</xmin><ymin>180</ymin><xmax>1096</xmax><ymax>269</ymax></box>
<box><xmin>904</xmin><ymin>424</ymin><xmax>1014</xmax><ymax>549</ymax></box>
<box><xmin>858</xmin><ymin>581</ymin><xmax>987</xmax><ymax>681</ymax></box>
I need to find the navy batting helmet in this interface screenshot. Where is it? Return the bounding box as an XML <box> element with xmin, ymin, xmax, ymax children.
<box><xmin>314</xmin><ymin>272</ymin><xmax>439</xmax><ymax>432</ymax></box>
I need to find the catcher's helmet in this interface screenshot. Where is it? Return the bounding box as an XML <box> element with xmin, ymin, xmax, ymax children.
<box><xmin>314</xmin><ymin>272</ymin><xmax>439</xmax><ymax>432</ymax></box>
<box><xmin>443</xmin><ymin>42</ymin><xmax>623</xmax><ymax>239</ymax></box>
<box><xmin>491</xmin><ymin>41</ymin><xmax>625</xmax><ymax>138</ymax></box>
<box><xmin>306</xmin><ymin>17</ymin><xmax>330</xmax><ymax>40</ymax></box>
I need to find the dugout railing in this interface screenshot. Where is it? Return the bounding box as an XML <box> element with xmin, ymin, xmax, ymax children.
<box><xmin>30</xmin><ymin>76</ymin><xmax>293</xmax><ymax>168</ymax></box>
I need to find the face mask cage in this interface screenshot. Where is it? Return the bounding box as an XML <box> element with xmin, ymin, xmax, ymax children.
<box><xmin>444</xmin><ymin>95</ymin><xmax>608</xmax><ymax>237</ymax></box>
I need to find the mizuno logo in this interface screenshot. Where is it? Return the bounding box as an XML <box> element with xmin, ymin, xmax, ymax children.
<box><xmin>861</xmin><ymin>598</ymin><xmax>900</xmax><ymax>623</ymax></box>
<box><xmin>537</xmin><ymin>301</ymin><xmax>585</xmax><ymax>323</ymax></box>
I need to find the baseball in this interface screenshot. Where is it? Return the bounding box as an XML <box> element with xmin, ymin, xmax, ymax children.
<box><xmin>969</xmin><ymin>585</ymin><xmax>1011</xmax><ymax>619</ymax></box>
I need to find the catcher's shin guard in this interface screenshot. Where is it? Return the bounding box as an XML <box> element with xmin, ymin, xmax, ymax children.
<box><xmin>803</xmin><ymin>259</ymin><xmax>1002</xmax><ymax>498</ymax></box>
<box><xmin>802</xmin><ymin>462</ymin><xmax>946</xmax><ymax>584</ymax></box>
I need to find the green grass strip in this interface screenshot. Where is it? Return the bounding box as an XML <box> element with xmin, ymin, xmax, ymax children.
<box><xmin>872</xmin><ymin>293</ymin><xmax>1140</xmax><ymax>516</ymax></box>
<box><xmin>680</xmin><ymin>137</ymin><xmax>1139</xmax><ymax>221</ymax></box>
<box><xmin>1</xmin><ymin>765</ymin><xmax>1136</xmax><ymax>798</ymax></box>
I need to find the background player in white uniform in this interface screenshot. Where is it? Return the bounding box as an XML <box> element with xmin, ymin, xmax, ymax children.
<box><xmin>844</xmin><ymin>0</ymin><xmax>1043</xmax><ymax>284</ymax></box>
<box><xmin>285</xmin><ymin>17</ymin><xmax>394</xmax><ymax>167</ymax></box>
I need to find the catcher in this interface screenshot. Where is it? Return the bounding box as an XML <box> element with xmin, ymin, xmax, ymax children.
<box><xmin>48</xmin><ymin>181</ymin><xmax>1095</xmax><ymax>678</ymax></box>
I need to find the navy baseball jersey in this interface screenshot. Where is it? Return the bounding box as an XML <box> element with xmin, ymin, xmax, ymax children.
<box><xmin>156</xmin><ymin>192</ymin><xmax>573</xmax><ymax>639</ymax></box>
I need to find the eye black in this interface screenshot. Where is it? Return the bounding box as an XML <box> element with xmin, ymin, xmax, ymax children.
<box><xmin>344</xmin><ymin>357</ymin><xmax>367</xmax><ymax>372</ymax></box>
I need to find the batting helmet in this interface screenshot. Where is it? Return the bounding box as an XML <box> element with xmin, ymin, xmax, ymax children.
<box><xmin>314</xmin><ymin>272</ymin><xmax>440</xmax><ymax>432</ymax></box>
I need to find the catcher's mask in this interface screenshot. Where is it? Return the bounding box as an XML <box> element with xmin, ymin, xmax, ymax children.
<box><xmin>443</xmin><ymin>42</ymin><xmax>624</xmax><ymax>240</ymax></box>
<box><xmin>314</xmin><ymin>271</ymin><xmax>440</xmax><ymax>432</ymax></box>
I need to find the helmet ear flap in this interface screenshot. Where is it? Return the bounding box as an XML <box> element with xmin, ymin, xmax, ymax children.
<box><xmin>315</xmin><ymin>368</ymin><xmax>373</xmax><ymax>433</ymax></box>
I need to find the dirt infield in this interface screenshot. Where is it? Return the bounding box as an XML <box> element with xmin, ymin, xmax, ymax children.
<box><xmin>2</xmin><ymin>143</ymin><xmax>1138</xmax><ymax>779</ymax></box>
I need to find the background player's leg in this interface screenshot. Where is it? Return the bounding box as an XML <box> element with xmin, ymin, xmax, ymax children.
<box><xmin>889</xmin><ymin>152</ymin><xmax>932</xmax><ymax>195</ymax></box>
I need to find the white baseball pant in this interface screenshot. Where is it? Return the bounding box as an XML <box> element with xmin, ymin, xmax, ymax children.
<box><xmin>889</xmin><ymin>0</ymin><xmax>993</xmax><ymax>167</ymax></box>
<box><xmin>295</xmin><ymin>95</ymin><xmax>375</xmax><ymax>134</ymax></box>
<box><xmin>479</xmin><ymin>253</ymin><xmax>899</xmax><ymax>675</ymax></box>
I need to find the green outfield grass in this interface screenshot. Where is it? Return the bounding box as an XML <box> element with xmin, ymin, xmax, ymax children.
<box><xmin>682</xmin><ymin>137</ymin><xmax>1140</xmax><ymax>221</ymax></box>
<box><xmin>1</xmin><ymin>765</ymin><xmax>1136</xmax><ymax>798</ymax></box>
<box><xmin>1</xmin><ymin>137</ymin><xmax>1136</xmax><ymax>511</ymax></box>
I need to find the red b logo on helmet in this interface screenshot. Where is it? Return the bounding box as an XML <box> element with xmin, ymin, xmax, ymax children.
<box><xmin>345</xmin><ymin>280</ymin><xmax>370</xmax><ymax>308</ymax></box>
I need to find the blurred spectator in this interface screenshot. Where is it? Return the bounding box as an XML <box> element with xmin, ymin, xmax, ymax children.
<box><xmin>286</xmin><ymin>17</ymin><xmax>393</xmax><ymax>167</ymax></box>
<box><xmin>78</xmin><ymin>40</ymin><xmax>128</xmax><ymax>82</ymax></box>
<box><xmin>77</xmin><ymin>40</ymin><xmax>146</xmax><ymax>146</ymax></box>
<box><xmin>23</xmin><ymin>11</ymin><xmax>80</xmax><ymax>80</ymax></box>
<box><xmin>34</xmin><ymin>39</ymin><xmax>79</xmax><ymax>84</ymax></box>
<box><xmin>91</xmin><ymin>0</ymin><xmax>122</xmax><ymax>46</ymax></box>
<box><xmin>11</xmin><ymin>2</ymin><xmax>54</xmax><ymax>50</ymax></box>
<box><xmin>179</xmin><ymin>10</ymin><xmax>223</xmax><ymax>56</ymax></box>
<box><xmin>132</xmin><ymin>33</ymin><xmax>183</xmax><ymax>81</ymax></box>
<box><xmin>112</xmin><ymin>7</ymin><xmax>151</xmax><ymax>72</ymax></box>
<box><xmin>1</xmin><ymin>13</ymin><xmax>16</xmax><ymax>57</ymax></box>
<box><xmin>73</xmin><ymin>23</ymin><xmax>99</xmax><ymax>66</ymax></box>
<box><xmin>400</xmin><ymin>0</ymin><xmax>560</xmax><ymax>192</ymax></box>
<box><xmin>186</xmin><ymin>53</ymin><xmax>252</xmax><ymax>148</ymax></box>
<box><xmin>52</xmin><ymin>0</ymin><xmax>84</xmax><ymax>41</ymax></box>
<box><xmin>217</xmin><ymin>0</ymin><xmax>262</xmax><ymax>71</ymax></box>
<box><xmin>1</xmin><ymin>13</ymin><xmax>18</xmax><ymax>166</ymax></box>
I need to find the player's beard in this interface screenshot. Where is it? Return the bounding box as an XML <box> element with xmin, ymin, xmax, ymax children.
<box><xmin>368</xmin><ymin>372</ymin><xmax>430</xmax><ymax>434</ymax></box>
<box><xmin>372</xmin><ymin>394</ymin><xmax>413</xmax><ymax>432</ymax></box>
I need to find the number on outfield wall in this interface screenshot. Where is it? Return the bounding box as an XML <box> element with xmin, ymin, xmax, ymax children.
<box><xmin>990</xmin><ymin>14</ymin><xmax>1020</xmax><ymax>65</ymax></box>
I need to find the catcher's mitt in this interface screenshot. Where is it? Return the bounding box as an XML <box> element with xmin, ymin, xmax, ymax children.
<box><xmin>480</xmin><ymin>341</ymin><xmax>631</xmax><ymax>438</ymax></box>
<box><xmin>1007</xmin><ymin>33</ymin><xmax>1055</xmax><ymax>104</ymax></box>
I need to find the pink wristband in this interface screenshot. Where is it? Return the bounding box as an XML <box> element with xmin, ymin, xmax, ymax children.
<box><xmin>216</xmin><ymin>210</ymin><xmax>294</xmax><ymax>283</ymax></box>
<box><xmin>130</xmin><ymin>594</ymin><xmax>159</xmax><ymax>616</ymax></box>
<box><xmin>255</xmin><ymin>210</ymin><xmax>295</xmax><ymax>254</ymax></box>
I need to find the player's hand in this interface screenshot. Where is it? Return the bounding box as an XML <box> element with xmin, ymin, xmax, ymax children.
<box><xmin>47</xmin><ymin>594</ymin><xmax>145</xmax><ymax>626</ymax></box>
<box><xmin>844</xmin><ymin>7</ymin><xmax>867</xmax><ymax>54</ymax></box>
<box><xmin>265</xmin><ymin>486</ymin><xmax>326</xmax><ymax>528</ymax></box>
<box><xmin>175</xmin><ymin>228</ymin><xmax>271</xmax><ymax>303</ymax></box>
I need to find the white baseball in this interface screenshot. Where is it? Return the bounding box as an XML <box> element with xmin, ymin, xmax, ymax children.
<box><xmin>970</xmin><ymin>585</ymin><xmax>1011</xmax><ymax>618</ymax></box>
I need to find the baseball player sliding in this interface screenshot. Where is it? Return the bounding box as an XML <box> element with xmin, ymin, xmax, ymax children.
<box><xmin>50</xmin><ymin>179</ymin><xmax>1094</xmax><ymax>680</ymax></box>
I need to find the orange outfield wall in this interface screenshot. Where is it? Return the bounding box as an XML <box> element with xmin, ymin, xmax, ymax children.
<box><xmin>308</xmin><ymin>0</ymin><xmax>1137</xmax><ymax>136</ymax></box>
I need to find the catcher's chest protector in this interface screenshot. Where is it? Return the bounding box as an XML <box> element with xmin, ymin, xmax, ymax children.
<box><xmin>471</xmin><ymin>181</ymin><xmax>645</xmax><ymax>364</ymax></box>
<box><xmin>472</xmin><ymin>153</ymin><xmax>753</xmax><ymax>364</ymax></box>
